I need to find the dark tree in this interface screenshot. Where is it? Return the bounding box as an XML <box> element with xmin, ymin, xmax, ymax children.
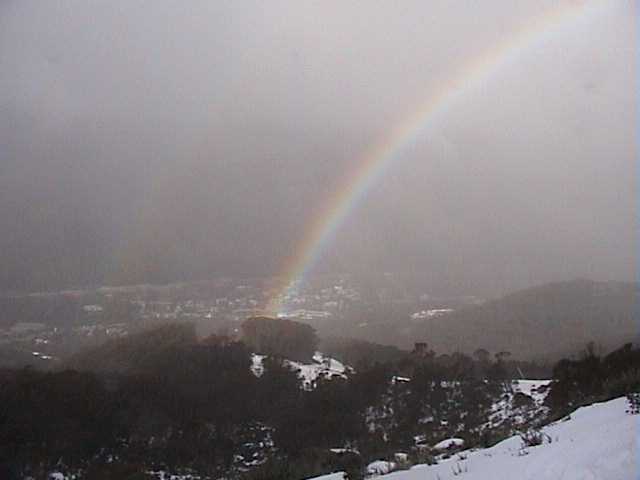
<box><xmin>241</xmin><ymin>316</ymin><xmax>318</xmax><ymax>362</ymax></box>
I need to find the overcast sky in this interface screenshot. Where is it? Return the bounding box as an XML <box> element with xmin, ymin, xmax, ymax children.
<box><xmin>0</xmin><ymin>0</ymin><xmax>636</xmax><ymax>293</ymax></box>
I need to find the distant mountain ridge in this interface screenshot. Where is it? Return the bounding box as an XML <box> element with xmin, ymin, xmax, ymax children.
<box><xmin>412</xmin><ymin>279</ymin><xmax>639</xmax><ymax>360</ymax></box>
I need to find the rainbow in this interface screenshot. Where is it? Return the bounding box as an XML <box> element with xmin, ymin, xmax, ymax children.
<box><xmin>266</xmin><ymin>0</ymin><xmax>608</xmax><ymax>315</ymax></box>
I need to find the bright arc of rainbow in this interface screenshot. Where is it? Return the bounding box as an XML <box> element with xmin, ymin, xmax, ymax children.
<box><xmin>266</xmin><ymin>0</ymin><xmax>608</xmax><ymax>315</ymax></box>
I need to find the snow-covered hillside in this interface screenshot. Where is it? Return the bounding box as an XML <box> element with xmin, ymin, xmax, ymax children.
<box><xmin>308</xmin><ymin>396</ymin><xmax>638</xmax><ymax>480</ymax></box>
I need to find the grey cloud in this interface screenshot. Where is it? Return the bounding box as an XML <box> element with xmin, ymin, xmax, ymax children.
<box><xmin>0</xmin><ymin>0</ymin><xmax>636</xmax><ymax>293</ymax></box>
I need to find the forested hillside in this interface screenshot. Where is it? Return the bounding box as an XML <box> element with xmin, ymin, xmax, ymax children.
<box><xmin>411</xmin><ymin>280</ymin><xmax>638</xmax><ymax>359</ymax></box>
<box><xmin>3</xmin><ymin>318</ymin><xmax>639</xmax><ymax>479</ymax></box>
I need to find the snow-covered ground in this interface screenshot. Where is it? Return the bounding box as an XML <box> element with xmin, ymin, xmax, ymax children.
<box><xmin>287</xmin><ymin>353</ymin><xmax>348</xmax><ymax>388</ymax></box>
<box><xmin>307</xmin><ymin>474</ymin><xmax>345</xmax><ymax>480</ymax></box>
<box><xmin>432</xmin><ymin>437</ymin><xmax>464</xmax><ymax>451</ymax></box>
<box><xmin>251</xmin><ymin>352</ymin><xmax>349</xmax><ymax>388</ymax></box>
<box><xmin>307</xmin><ymin>396</ymin><xmax>639</xmax><ymax>480</ymax></box>
<box><xmin>514</xmin><ymin>379</ymin><xmax>551</xmax><ymax>399</ymax></box>
<box><xmin>483</xmin><ymin>379</ymin><xmax>551</xmax><ymax>432</ymax></box>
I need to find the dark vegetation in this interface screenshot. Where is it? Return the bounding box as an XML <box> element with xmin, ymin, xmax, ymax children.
<box><xmin>318</xmin><ymin>336</ymin><xmax>408</xmax><ymax>370</ymax></box>
<box><xmin>241</xmin><ymin>316</ymin><xmax>317</xmax><ymax>362</ymax></box>
<box><xmin>545</xmin><ymin>342</ymin><xmax>640</xmax><ymax>418</ymax></box>
<box><xmin>0</xmin><ymin>316</ymin><xmax>638</xmax><ymax>479</ymax></box>
<box><xmin>65</xmin><ymin>323</ymin><xmax>199</xmax><ymax>373</ymax></box>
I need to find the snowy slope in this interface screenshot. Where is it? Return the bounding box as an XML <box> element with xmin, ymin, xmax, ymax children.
<box><xmin>307</xmin><ymin>396</ymin><xmax>638</xmax><ymax>480</ymax></box>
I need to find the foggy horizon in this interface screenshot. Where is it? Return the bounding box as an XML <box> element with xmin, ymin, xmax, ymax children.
<box><xmin>1</xmin><ymin>0</ymin><xmax>636</xmax><ymax>294</ymax></box>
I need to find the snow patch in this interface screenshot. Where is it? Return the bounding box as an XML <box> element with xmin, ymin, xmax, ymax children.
<box><xmin>433</xmin><ymin>437</ymin><xmax>464</xmax><ymax>451</ymax></box>
<box><xmin>367</xmin><ymin>460</ymin><xmax>397</xmax><ymax>475</ymax></box>
<box><xmin>251</xmin><ymin>354</ymin><xmax>266</xmax><ymax>377</ymax></box>
<box><xmin>251</xmin><ymin>352</ymin><xmax>350</xmax><ymax>389</ymax></box>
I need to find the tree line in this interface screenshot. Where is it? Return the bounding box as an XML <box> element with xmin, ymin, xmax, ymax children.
<box><xmin>1</xmin><ymin>317</ymin><xmax>638</xmax><ymax>480</ymax></box>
